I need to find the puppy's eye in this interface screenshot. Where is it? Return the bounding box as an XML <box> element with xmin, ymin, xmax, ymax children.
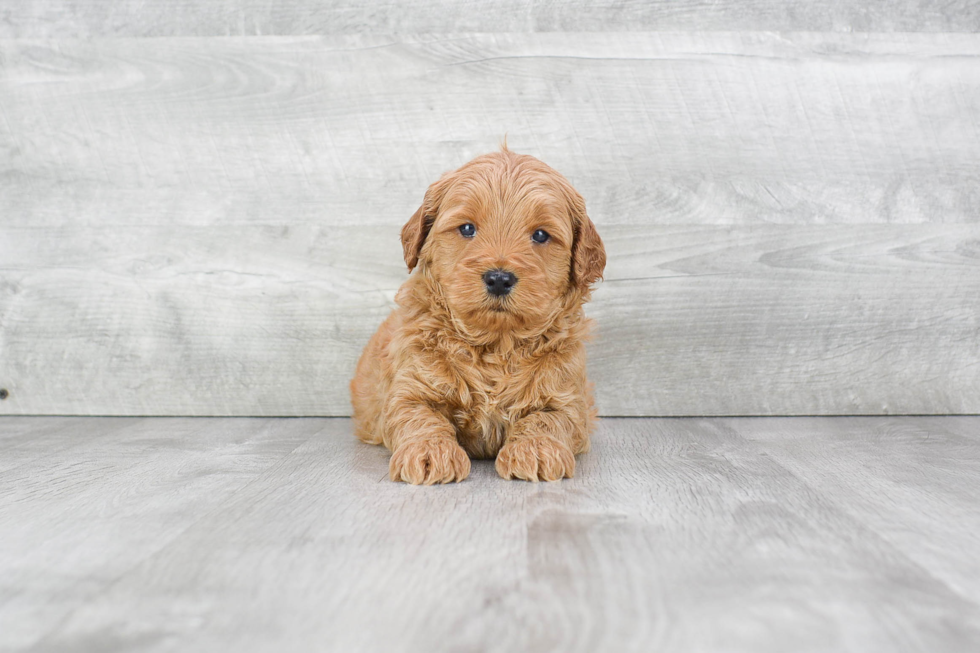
<box><xmin>458</xmin><ymin>223</ymin><xmax>476</xmax><ymax>238</ymax></box>
<box><xmin>532</xmin><ymin>229</ymin><xmax>550</xmax><ymax>244</ymax></box>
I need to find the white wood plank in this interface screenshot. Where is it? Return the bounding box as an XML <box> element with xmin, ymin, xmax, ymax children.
<box><xmin>3</xmin><ymin>416</ymin><xmax>978</xmax><ymax>652</ymax></box>
<box><xmin>593</xmin><ymin>224</ymin><xmax>980</xmax><ymax>416</ymax></box>
<box><xmin>2</xmin><ymin>33</ymin><xmax>979</xmax><ymax>229</ymax></box>
<box><xmin>0</xmin><ymin>416</ymin><xmax>142</xmax><ymax>472</ymax></box>
<box><xmin>727</xmin><ymin>417</ymin><xmax>980</xmax><ymax>600</ymax></box>
<box><xmin>0</xmin><ymin>417</ymin><xmax>319</xmax><ymax>650</ymax></box>
<box><xmin>2</xmin><ymin>224</ymin><xmax>977</xmax><ymax>416</ymax></box>
<box><xmin>2</xmin><ymin>1</ymin><xmax>980</xmax><ymax>37</ymax></box>
<box><xmin>0</xmin><ymin>416</ymin><xmax>86</xmax><ymax>443</ymax></box>
<box><xmin>0</xmin><ymin>224</ymin><xmax>400</xmax><ymax>416</ymax></box>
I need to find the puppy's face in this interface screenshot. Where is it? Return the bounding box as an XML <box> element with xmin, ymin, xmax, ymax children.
<box><xmin>402</xmin><ymin>150</ymin><xmax>605</xmax><ymax>337</ymax></box>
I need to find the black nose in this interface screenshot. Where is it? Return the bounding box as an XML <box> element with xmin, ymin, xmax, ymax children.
<box><xmin>483</xmin><ymin>269</ymin><xmax>517</xmax><ymax>297</ymax></box>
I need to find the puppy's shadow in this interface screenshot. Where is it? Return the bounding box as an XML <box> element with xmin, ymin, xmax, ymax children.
<box><xmin>469</xmin><ymin>458</ymin><xmax>499</xmax><ymax>482</ymax></box>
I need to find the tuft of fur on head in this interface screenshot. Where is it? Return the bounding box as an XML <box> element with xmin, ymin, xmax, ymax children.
<box><xmin>399</xmin><ymin>149</ymin><xmax>605</xmax><ymax>348</ymax></box>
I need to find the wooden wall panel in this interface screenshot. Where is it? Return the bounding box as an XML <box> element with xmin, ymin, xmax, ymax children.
<box><xmin>3</xmin><ymin>34</ymin><xmax>979</xmax><ymax>230</ymax></box>
<box><xmin>1</xmin><ymin>32</ymin><xmax>978</xmax><ymax>416</ymax></box>
<box><xmin>1</xmin><ymin>224</ymin><xmax>977</xmax><ymax>416</ymax></box>
<box><xmin>3</xmin><ymin>1</ymin><xmax>980</xmax><ymax>38</ymax></box>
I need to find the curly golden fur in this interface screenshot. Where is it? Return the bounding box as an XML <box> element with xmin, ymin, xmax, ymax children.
<box><xmin>350</xmin><ymin>147</ymin><xmax>605</xmax><ymax>484</ymax></box>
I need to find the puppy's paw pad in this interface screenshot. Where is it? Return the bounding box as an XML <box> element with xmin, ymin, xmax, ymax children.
<box><xmin>495</xmin><ymin>436</ymin><xmax>575</xmax><ymax>482</ymax></box>
<box><xmin>390</xmin><ymin>439</ymin><xmax>471</xmax><ymax>485</ymax></box>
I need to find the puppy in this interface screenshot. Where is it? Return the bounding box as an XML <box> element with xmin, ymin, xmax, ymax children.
<box><xmin>350</xmin><ymin>147</ymin><xmax>605</xmax><ymax>484</ymax></box>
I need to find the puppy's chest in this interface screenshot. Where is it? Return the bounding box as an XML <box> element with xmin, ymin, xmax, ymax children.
<box><xmin>447</xmin><ymin>352</ymin><xmax>537</xmax><ymax>431</ymax></box>
<box><xmin>439</xmin><ymin>355</ymin><xmax>525</xmax><ymax>457</ymax></box>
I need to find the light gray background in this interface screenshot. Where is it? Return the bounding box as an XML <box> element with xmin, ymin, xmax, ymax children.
<box><xmin>1</xmin><ymin>3</ymin><xmax>978</xmax><ymax>416</ymax></box>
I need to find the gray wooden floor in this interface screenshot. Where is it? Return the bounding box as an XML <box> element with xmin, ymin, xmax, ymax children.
<box><xmin>1</xmin><ymin>417</ymin><xmax>979</xmax><ymax>652</ymax></box>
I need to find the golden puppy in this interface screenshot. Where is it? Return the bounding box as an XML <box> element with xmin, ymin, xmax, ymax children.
<box><xmin>350</xmin><ymin>147</ymin><xmax>605</xmax><ymax>484</ymax></box>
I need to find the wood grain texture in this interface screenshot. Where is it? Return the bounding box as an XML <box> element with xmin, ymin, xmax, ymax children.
<box><xmin>0</xmin><ymin>417</ymin><xmax>318</xmax><ymax>650</ymax></box>
<box><xmin>3</xmin><ymin>33</ymin><xmax>980</xmax><ymax>229</ymax></box>
<box><xmin>1</xmin><ymin>416</ymin><xmax>979</xmax><ymax>652</ymax></box>
<box><xmin>728</xmin><ymin>417</ymin><xmax>980</xmax><ymax>600</ymax></box>
<box><xmin>2</xmin><ymin>32</ymin><xmax>979</xmax><ymax>416</ymax></box>
<box><xmin>3</xmin><ymin>1</ymin><xmax>980</xmax><ymax>37</ymax></box>
<box><xmin>2</xmin><ymin>224</ymin><xmax>978</xmax><ymax>416</ymax></box>
<box><xmin>0</xmin><ymin>416</ymin><xmax>141</xmax><ymax>472</ymax></box>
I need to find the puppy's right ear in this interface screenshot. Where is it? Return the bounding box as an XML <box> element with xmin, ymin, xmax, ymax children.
<box><xmin>401</xmin><ymin>204</ymin><xmax>430</xmax><ymax>272</ymax></box>
<box><xmin>401</xmin><ymin>175</ymin><xmax>450</xmax><ymax>272</ymax></box>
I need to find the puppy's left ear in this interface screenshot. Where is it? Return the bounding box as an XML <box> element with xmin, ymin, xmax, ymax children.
<box><xmin>567</xmin><ymin>189</ymin><xmax>606</xmax><ymax>291</ymax></box>
<box><xmin>401</xmin><ymin>174</ymin><xmax>450</xmax><ymax>272</ymax></box>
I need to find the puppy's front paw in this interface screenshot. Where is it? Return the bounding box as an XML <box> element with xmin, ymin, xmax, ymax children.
<box><xmin>495</xmin><ymin>435</ymin><xmax>575</xmax><ymax>482</ymax></box>
<box><xmin>389</xmin><ymin>438</ymin><xmax>471</xmax><ymax>485</ymax></box>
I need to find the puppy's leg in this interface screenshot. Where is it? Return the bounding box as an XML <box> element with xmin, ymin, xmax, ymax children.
<box><xmin>496</xmin><ymin>410</ymin><xmax>587</xmax><ymax>482</ymax></box>
<box><xmin>386</xmin><ymin>402</ymin><xmax>470</xmax><ymax>485</ymax></box>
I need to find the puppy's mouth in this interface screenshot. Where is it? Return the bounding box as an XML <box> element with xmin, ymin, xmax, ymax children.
<box><xmin>485</xmin><ymin>296</ymin><xmax>512</xmax><ymax>313</ymax></box>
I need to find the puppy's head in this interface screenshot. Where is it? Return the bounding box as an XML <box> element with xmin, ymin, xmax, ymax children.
<box><xmin>401</xmin><ymin>148</ymin><xmax>605</xmax><ymax>337</ymax></box>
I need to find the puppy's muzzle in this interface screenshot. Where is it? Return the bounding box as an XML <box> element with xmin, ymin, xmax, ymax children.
<box><xmin>483</xmin><ymin>269</ymin><xmax>518</xmax><ymax>297</ymax></box>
